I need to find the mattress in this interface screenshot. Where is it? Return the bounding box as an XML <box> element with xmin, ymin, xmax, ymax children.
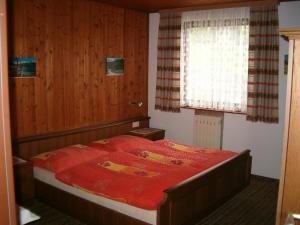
<box><xmin>34</xmin><ymin>167</ymin><xmax>157</xmax><ymax>225</ymax></box>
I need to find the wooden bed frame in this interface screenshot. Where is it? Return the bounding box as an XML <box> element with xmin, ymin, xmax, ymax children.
<box><xmin>13</xmin><ymin>116</ymin><xmax>252</xmax><ymax>225</ymax></box>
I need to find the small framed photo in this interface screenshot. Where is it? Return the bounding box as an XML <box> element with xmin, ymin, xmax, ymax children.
<box><xmin>9</xmin><ymin>57</ymin><xmax>36</xmax><ymax>77</ymax></box>
<box><xmin>106</xmin><ymin>57</ymin><xmax>124</xmax><ymax>76</ymax></box>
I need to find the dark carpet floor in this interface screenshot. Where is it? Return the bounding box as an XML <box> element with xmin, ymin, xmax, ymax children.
<box><xmin>197</xmin><ymin>176</ymin><xmax>279</xmax><ymax>225</ymax></box>
<box><xmin>27</xmin><ymin>175</ymin><xmax>278</xmax><ymax>225</ymax></box>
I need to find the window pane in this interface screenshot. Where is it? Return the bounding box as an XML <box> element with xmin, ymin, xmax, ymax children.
<box><xmin>181</xmin><ymin>8</ymin><xmax>249</xmax><ymax>113</ymax></box>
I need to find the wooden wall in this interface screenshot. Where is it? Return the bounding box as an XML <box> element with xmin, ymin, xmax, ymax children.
<box><xmin>8</xmin><ymin>0</ymin><xmax>149</xmax><ymax>139</ymax></box>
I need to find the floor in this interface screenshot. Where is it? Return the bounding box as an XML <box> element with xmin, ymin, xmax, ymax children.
<box><xmin>196</xmin><ymin>176</ymin><xmax>279</xmax><ymax>225</ymax></box>
<box><xmin>28</xmin><ymin>175</ymin><xmax>279</xmax><ymax>225</ymax></box>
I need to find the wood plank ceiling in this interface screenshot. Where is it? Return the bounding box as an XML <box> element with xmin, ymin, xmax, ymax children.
<box><xmin>95</xmin><ymin>0</ymin><xmax>280</xmax><ymax>12</ymax></box>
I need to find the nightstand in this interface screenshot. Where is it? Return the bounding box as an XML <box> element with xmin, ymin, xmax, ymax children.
<box><xmin>13</xmin><ymin>157</ymin><xmax>35</xmax><ymax>204</ymax></box>
<box><xmin>129</xmin><ymin>128</ymin><xmax>165</xmax><ymax>141</ymax></box>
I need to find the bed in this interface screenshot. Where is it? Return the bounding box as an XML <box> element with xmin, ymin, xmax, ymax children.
<box><xmin>13</xmin><ymin>118</ymin><xmax>251</xmax><ymax>225</ymax></box>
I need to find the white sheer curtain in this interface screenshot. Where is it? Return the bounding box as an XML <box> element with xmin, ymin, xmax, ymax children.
<box><xmin>181</xmin><ymin>7</ymin><xmax>250</xmax><ymax>113</ymax></box>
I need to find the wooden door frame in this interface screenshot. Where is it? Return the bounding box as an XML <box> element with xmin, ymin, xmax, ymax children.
<box><xmin>0</xmin><ymin>0</ymin><xmax>17</xmax><ymax>224</ymax></box>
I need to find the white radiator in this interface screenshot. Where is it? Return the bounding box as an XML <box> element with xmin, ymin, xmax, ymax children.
<box><xmin>193</xmin><ymin>114</ymin><xmax>224</xmax><ymax>149</ymax></box>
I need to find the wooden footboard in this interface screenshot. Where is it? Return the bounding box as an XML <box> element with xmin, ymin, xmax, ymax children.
<box><xmin>35</xmin><ymin>180</ymin><xmax>151</xmax><ymax>225</ymax></box>
<box><xmin>157</xmin><ymin>150</ymin><xmax>252</xmax><ymax>225</ymax></box>
<box><xmin>34</xmin><ymin>150</ymin><xmax>251</xmax><ymax>225</ymax></box>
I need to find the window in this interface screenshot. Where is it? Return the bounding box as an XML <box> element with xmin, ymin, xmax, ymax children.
<box><xmin>180</xmin><ymin>8</ymin><xmax>250</xmax><ymax>113</ymax></box>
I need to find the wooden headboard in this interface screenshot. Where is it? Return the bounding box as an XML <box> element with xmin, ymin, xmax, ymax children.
<box><xmin>13</xmin><ymin>116</ymin><xmax>150</xmax><ymax>160</ymax></box>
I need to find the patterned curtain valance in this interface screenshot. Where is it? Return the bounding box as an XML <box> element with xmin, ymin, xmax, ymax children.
<box><xmin>247</xmin><ymin>5</ymin><xmax>279</xmax><ymax>123</ymax></box>
<box><xmin>155</xmin><ymin>12</ymin><xmax>182</xmax><ymax>113</ymax></box>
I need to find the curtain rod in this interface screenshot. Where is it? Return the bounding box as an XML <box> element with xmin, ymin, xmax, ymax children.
<box><xmin>158</xmin><ymin>0</ymin><xmax>278</xmax><ymax>13</ymax></box>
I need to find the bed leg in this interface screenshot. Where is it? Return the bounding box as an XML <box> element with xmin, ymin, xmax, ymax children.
<box><xmin>245</xmin><ymin>155</ymin><xmax>252</xmax><ymax>186</ymax></box>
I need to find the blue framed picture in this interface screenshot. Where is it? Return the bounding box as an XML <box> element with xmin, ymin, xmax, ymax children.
<box><xmin>106</xmin><ymin>57</ymin><xmax>124</xmax><ymax>76</ymax></box>
<box><xmin>9</xmin><ymin>57</ymin><xmax>36</xmax><ymax>77</ymax></box>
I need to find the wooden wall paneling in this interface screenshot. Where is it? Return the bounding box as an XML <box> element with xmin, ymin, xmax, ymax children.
<box><xmin>96</xmin><ymin>3</ymin><xmax>107</xmax><ymax>124</ymax></box>
<box><xmin>61</xmin><ymin>0</ymin><xmax>71</xmax><ymax>130</ymax></box>
<box><xmin>132</xmin><ymin>10</ymin><xmax>142</xmax><ymax>118</ymax></box>
<box><xmin>88</xmin><ymin>1</ymin><xmax>104</xmax><ymax>124</ymax></box>
<box><xmin>9</xmin><ymin>0</ymin><xmax>24</xmax><ymax>137</ymax></box>
<box><xmin>61</xmin><ymin>0</ymin><xmax>73</xmax><ymax>130</ymax></box>
<box><xmin>136</xmin><ymin>11</ymin><xmax>148</xmax><ymax>116</ymax></box>
<box><xmin>114</xmin><ymin>8</ymin><xmax>126</xmax><ymax>122</ymax></box>
<box><xmin>44</xmin><ymin>0</ymin><xmax>54</xmax><ymax>133</ymax></box>
<box><xmin>53</xmin><ymin>0</ymin><xmax>72</xmax><ymax>131</ymax></box>
<box><xmin>8</xmin><ymin>80</ymin><xmax>16</xmax><ymax>138</ymax></box>
<box><xmin>9</xmin><ymin>0</ymin><xmax>149</xmax><ymax>139</ymax></box>
<box><xmin>103</xmin><ymin>6</ymin><xmax>125</xmax><ymax>122</ymax></box>
<box><xmin>9</xmin><ymin>0</ymin><xmax>47</xmax><ymax>136</ymax></box>
<box><xmin>32</xmin><ymin>0</ymin><xmax>48</xmax><ymax>135</ymax></box>
<box><xmin>23</xmin><ymin>79</ymin><xmax>36</xmax><ymax>135</ymax></box>
<box><xmin>103</xmin><ymin>5</ymin><xmax>124</xmax><ymax>56</ymax></box>
<box><xmin>10</xmin><ymin>0</ymin><xmax>20</xmax><ymax>134</ymax></box>
<box><xmin>123</xmin><ymin>10</ymin><xmax>148</xmax><ymax>118</ymax></box>
<box><xmin>72</xmin><ymin>0</ymin><xmax>81</xmax><ymax>128</ymax></box>
<box><xmin>123</xmin><ymin>10</ymin><xmax>135</xmax><ymax>119</ymax></box>
<box><xmin>74</xmin><ymin>0</ymin><xmax>88</xmax><ymax>127</ymax></box>
<box><xmin>8</xmin><ymin>80</ymin><xmax>18</xmax><ymax>137</ymax></box>
<box><xmin>57</xmin><ymin>0</ymin><xmax>73</xmax><ymax>130</ymax></box>
<box><xmin>22</xmin><ymin>0</ymin><xmax>38</xmax><ymax>136</ymax></box>
<box><xmin>139</xmin><ymin>11</ymin><xmax>148</xmax><ymax>116</ymax></box>
<box><xmin>94</xmin><ymin>0</ymin><xmax>278</xmax><ymax>12</ymax></box>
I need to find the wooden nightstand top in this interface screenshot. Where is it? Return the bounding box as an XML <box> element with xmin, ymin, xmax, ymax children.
<box><xmin>129</xmin><ymin>128</ymin><xmax>165</xmax><ymax>141</ymax></box>
<box><xmin>13</xmin><ymin>156</ymin><xmax>31</xmax><ymax>166</ymax></box>
<box><xmin>130</xmin><ymin>128</ymin><xmax>163</xmax><ymax>135</ymax></box>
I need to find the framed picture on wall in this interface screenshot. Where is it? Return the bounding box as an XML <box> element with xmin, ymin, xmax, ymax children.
<box><xmin>9</xmin><ymin>57</ymin><xmax>36</xmax><ymax>77</ymax></box>
<box><xmin>106</xmin><ymin>57</ymin><xmax>124</xmax><ymax>76</ymax></box>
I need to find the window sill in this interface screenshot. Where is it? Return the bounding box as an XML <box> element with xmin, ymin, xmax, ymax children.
<box><xmin>180</xmin><ymin>106</ymin><xmax>246</xmax><ymax>115</ymax></box>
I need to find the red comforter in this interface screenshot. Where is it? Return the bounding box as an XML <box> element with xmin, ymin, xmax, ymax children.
<box><xmin>55</xmin><ymin>151</ymin><xmax>201</xmax><ymax>210</ymax></box>
<box><xmin>53</xmin><ymin>137</ymin><xmax>237</xmax><ymax>210</ymax></box>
